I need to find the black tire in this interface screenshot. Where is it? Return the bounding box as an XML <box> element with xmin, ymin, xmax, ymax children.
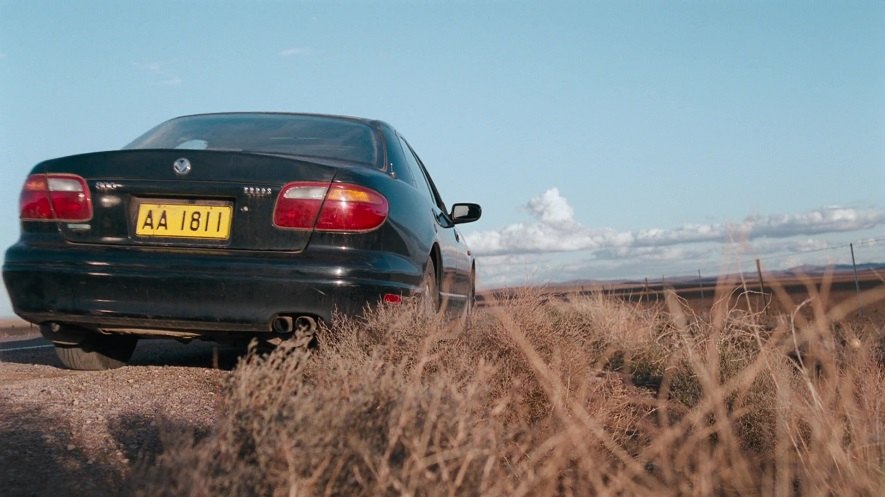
<box><xmin>463</xmin><ymin>270</ymin><xmax>476</xmax><ymax>322</ymax></box>
<box><xmin>54</xmin><ymin>334</ymin><xmax>138</xmax><ymax>370</ymax></box>
<box><xmin>419</xmin><ymin>260</ymin><xmax>440</xmax><ymax>315</ymax></box>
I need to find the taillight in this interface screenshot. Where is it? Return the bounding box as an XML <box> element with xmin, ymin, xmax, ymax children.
<box><xmin>316</xmin><ymin>184</ymin><xmax>389</xmax><ymax>231</ymax></box>
<box><xmin>273</xmin><ymin>182</ymin><xmax>330</xmax><ymax>229</ymax></box>
<box><xmin>19</xmin><ymin>174</ymin><xmax>93</xmax><ymax>222</ymax></box>
<box><xmin>383</xmin><ymin>293</ymin><xmax>403</xmax><ymax>304</ymax></box>
<box><xmin>274</xmin><ymin>182</ymin><xmax>388</xmax><ymax>232</ymax></box>
<box><xmin>19</xmin><ymin>175</ymin><xmax>52</xmax><ymax>220</ymax></box>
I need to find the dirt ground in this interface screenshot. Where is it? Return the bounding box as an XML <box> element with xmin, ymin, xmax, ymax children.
<box><xmin>0</xmin><ymin>330</ymin><xmax>244</xmax><ymax>497</ymax></box>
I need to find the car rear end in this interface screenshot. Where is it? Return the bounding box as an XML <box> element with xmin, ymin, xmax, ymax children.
<box><xmin>3</xmin><ymin>115</ymin><xmax>426</xmax><ymax>365</ymax></box>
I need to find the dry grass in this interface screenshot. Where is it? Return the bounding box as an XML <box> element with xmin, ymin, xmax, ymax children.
<box><xmin>134</xmin><ymin>283</ymin><xmax>885</xmax><ymax>497</ymax></box>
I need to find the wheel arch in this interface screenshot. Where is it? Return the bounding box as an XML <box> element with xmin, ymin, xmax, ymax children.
<box><xmin>429</xmin><ymin>242</ymin><xmax>442</xmax><ymax>282</ymax></box>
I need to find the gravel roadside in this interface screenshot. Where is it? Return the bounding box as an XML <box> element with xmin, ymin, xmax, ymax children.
<box><xmin>0</xmin><ymin>335</ymin><xmax>238</xmax><ymax>497</ymax></box>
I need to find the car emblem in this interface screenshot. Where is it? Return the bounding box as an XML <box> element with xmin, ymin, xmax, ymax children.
<box><xmin>95</xmin><ymin>181</ymin><xmax>122</xmax><ymax>192</ymax></box>
<box><xmin>243</xmin><ymin>186</ymin><xmax>273</xmax><ymax>198</ymax></box>
<box><xmin>173</xmin><ymin>158</ymin><xmax>192</xmax><ymax>176</ymax></box>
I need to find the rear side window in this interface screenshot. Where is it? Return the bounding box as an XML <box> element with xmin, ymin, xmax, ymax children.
<box><xmin>125</xmin><ymin>114</ymin><xmax>380</xmax><ymax>166</ymax></box>
<box><xmin>398</xmin><ymin>136</ymin><xmax>448</xmax><ymax>212</ymax></box>
<box><xmin>398</xmin><ymin>137</ymin><xmax>435</xmax><ymax>204</ymax></box>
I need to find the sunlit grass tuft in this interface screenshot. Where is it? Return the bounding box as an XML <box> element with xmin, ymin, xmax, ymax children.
<box><xmin>135</xmin><ymin>283</ymin><xmax>885</xmax><ymax>497</ymax></box>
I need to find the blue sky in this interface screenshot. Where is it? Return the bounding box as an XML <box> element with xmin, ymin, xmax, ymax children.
<box><xmin>1</xmin><ymin>1</ymin><xmax>883</xmax><ymax>314</ymax></box>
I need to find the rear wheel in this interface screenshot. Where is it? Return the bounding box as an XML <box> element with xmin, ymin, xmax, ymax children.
<box><xmin>463</xmin><ymin>269</ymin><xmax>476</xmax><ymax>323</ymax></box>
<box><xmin>419</xmin><ymin>260</ymin><xmax>440</xmax><ymax>315</ymax></box>
<box><xmin>54</xmin><ymin>334</ymin><xmax>138</xmax><ymax>370</ymax></box>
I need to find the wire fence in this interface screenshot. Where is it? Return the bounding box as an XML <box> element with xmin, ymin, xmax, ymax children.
<box><xmin>637</xmin><ymin>237</ymin><xmax>885</xmax><ymax>296</ymax></box>
<box><xmin>478</xmin><ymin>237</ymin><xmax>885</xmax><ymax>315</ymax></box>
<box><xmin>690</xmin><ymin>237</ymin><xmax>885</xmax><ymax>282</ymax></box>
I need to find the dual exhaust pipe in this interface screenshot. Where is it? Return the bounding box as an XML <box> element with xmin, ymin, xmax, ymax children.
<box><xmin>271</xmin><ymin>315</ymin><xmax>317</xmax><ymax>335</ymax></box>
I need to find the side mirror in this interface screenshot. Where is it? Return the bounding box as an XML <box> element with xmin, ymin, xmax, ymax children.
<box><xmin>451</xmin><ymin>203</ymin><xmax>482</xmax><ymax>224</ymax></box>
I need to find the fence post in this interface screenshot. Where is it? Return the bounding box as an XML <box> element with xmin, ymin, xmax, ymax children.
<box><xmin>850</xmin><ymin>243</ymin><xmax>863</xmax><ymax>318</ymax></box>
<box><xmin>698</xmin><ymin>269</ymin><xmax>705</xmax><ymax>305</ymax></box>
<box><xmin>755</xmin><ymin>259</ymin><xmax>766</xmax><ymax>313</ymax></box>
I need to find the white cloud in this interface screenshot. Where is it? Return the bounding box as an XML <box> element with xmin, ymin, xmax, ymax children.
<box><xmin>134</xmin><ymin>62</ymin><xmax>181</xmax><ymax>86</ymax></box>
<box><xmin>735</xmin><ymin>208</ymin><xmax>885</xmax><ymax>239</ymax></box>
<box><xmin>465</xmin><ymin>188</ymin><xmax>885</xmax><ymax>256</ymax></box>
<box><xmin>525</xmin><ymin>187</ymin><xmax>578</xmax><ymax>230</ymax></box>
<box><xmin>473</xmin><ymin>254</ymin><xmax>551</xmax><ymax>289</ymax></box>
<box><xmin>279</xmin><ymin>47</ymin><xmax>312</xmax><ymax>57</ymax></box>
<box><xmin>465</xmin><ymin>188</ymin><xmax>885</xmax><ymax>288</ymax></box>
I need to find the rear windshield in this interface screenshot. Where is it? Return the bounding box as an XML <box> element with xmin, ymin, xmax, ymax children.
<box><xmin>124</xmin><ymin>114</ymin><xmax>379</xmax><ymax>165</ymax></box>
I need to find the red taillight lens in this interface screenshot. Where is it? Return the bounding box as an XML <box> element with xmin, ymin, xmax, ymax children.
<box><xmin>19</xmin><ymin>174</ymin><xmax>93</xmax><ymax>222</ymax></box>
<box><xmin>274</xmin><ymin>182</ymin><xmax>329</xmax><ymax>229</ymax></box>
<box><xmin>19</xmin><ymin>175</ymin><xmax>53</xmax><ymax>220</ymax></box>
<box><xmin>273</xmin><ymin>182</ymin><xmax>388</xmax><ymax>232</ymax></box>
<box><xmin>315</xmin><ymin>184</ymin><xmax>388</xmax><ymax>231</ymax></box>
<box><xmin>383</xmin><ymin>293</ymin><xmax>403</xmax><ymax>304</ymax></box>
<box><xmin>48</xmin><ymin>176</ymin><xmax>93</xmax><ymax>221</ymax></box>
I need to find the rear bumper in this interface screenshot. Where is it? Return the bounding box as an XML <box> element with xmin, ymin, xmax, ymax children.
<box><xmin>3</xmin><ymin>241</ymin><xmax>421</xmax><ymax>336</ymax></box>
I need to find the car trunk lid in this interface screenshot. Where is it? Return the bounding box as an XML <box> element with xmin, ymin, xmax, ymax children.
<box><xmin>35</xmin><ymin>149</ymin><xmax>341</xmax><ymax>252</ymax></box>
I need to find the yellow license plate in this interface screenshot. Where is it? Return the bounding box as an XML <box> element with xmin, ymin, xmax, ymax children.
<box><xmin>136</xmin><ymin>202</ymin><xmax>232</xmax><ymax>240</ymax></box>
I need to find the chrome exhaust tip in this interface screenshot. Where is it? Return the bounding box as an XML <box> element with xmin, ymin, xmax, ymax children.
<box><xmin>293</xmin><ymin>315</ymin><xmax>317</xmax><ymax>334</ymax></box>
<box><xmin>271</xmin><ymin>316</ymin><xmax>294</xmax><ymax>334</ymax></box>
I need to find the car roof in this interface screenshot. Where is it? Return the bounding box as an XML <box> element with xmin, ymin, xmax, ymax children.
<box><xmin>170</xmin><ymin>111</ymin><xmax>389</xmax><ymax>129</ymax></box>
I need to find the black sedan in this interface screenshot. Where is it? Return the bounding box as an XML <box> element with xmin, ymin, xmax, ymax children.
<box><xmin>3</xmin><ymin>113</ymin><xmax>481</xmax><ymax>370</ymax></box>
